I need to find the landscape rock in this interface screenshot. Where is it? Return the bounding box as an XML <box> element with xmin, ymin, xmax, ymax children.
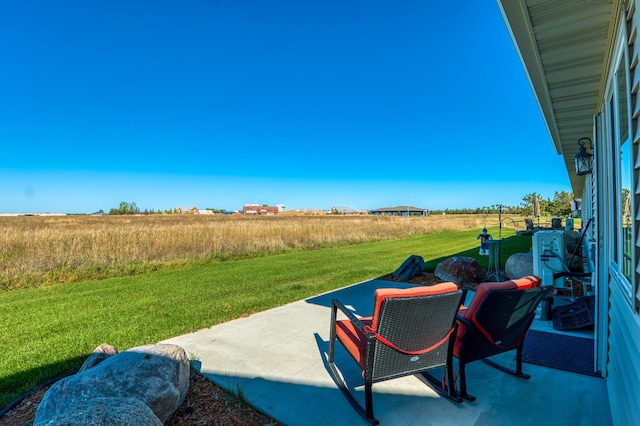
<box><xmin>434</xmin><ymin>256</ymin><xmax>485</xmax><ymax>286</ymax></box>
<box><xmin>392</xmin><ymin>255</ymin><xmax>425</xmax><ymax>281</ymax></box>
<box><xmin>505</xmin><ymin>252</ymin><xmax>534</xmax><ymax>279</ymax></box>
<box><xmin>563</xmin><ymin>230</ymin><xmax>581</xmax><ymax>255</ymax></box>
<box><xmin>34</xmin><ymin>397</ymin><xmax>163</xmax><ymax>426</ymax></box>
<box><xmin>34</xmin><ymin>343</ymin><xmax>190</xmax><ymax>425</ymax></box>
<box><xmin>562</xmin><ymin>230</ymin><xmax>585</xmax><ymax>271</ymax></box>
<box><xmin>78</xmin><ymin>343</ymin><xmax>118</xmax><ymax>373</ymax></box>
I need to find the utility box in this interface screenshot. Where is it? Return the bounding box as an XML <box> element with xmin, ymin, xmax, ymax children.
<box><xmin>532</xmin><ymin>230</ymin><xmax>566</xmax><ymax>288</ymax></box>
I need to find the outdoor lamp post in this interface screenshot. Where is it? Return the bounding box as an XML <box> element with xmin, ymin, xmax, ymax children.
<box><xmin>574</xmin><ymin>137</ymin><xmax>594</xmax><ymax>176</ymax></box>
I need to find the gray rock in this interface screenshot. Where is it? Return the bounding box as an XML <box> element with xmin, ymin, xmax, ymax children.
<box><xmin>34</xmin><ymin>343</ymin><xmax>189</xmax><ymax>425</ymax></box>
<box><xmin>78</xmin><ymin>343</ymin><xmax>118</xmax><ymax>373</ymax></box>
<box><xmin>34</xmin><ymin>397</ymin><xmax>163</xmax><ymax>426</ymax></box>
<box><xmin>392</xmin><ymin>255</ymin><xmax>425</xmax><ymax>281</ymax></box>
<box><xmin>434</xmin><ymin>256</ymin><xmax>484</xmax><ymax>285</ymax></box>
<box><xmin>505</xmin><ymin>252</ymin><xmax>534</xmax><ymax>279</ymax></box>
<box><xmin>563</xmin><ymin>230</ymin><xmax>581</xmax><ymax>254</ymax></box>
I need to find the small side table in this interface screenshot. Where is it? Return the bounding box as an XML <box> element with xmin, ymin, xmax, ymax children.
<box><xmin>484</xmin><ymin>239</ymin><xmax>505</xmax><ymax>282</ymax></box>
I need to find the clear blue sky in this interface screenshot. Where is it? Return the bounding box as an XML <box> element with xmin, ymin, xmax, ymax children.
<box><xmin>0</xmin><ymin>1</ymin><xmax>569</xmax><ymax>213</ymax></box>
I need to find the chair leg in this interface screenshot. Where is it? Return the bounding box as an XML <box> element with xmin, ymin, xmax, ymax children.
<box><xmin>481</xmin><ymin>345</ymin><xmax>531</xmax><ymax>380</ymax></box>
<box><xmin>364</xmin><ymin>381</ymin><xmax>378</xmax><ymax>425</ymax></box>
<box><xmin>515</xmin><ymin>343</ymin><xmax>528</xmax><ymax>378</ymax></box>
<box><xmin>328</xmin><ymin>334</ymin><xmax>336</xmax><ymax>364</ymax></box>
<box><xmin>446</xmin><ymin>363</ymin><xmax>463</xmax><ymax>402</ymax></box>
<box><xmin>328</xmin><ymin>304</ymin><xmax>337</xmax><ymax>363</ymax></box>
<box><xmin>420</xmin><ymin>364</ymin><xmax>463</xmax><ymax>402</ymax></box>
<box><xmin>327</xmin><ymin>359</ymin><xmax>379</xmax><ymax>425</ymax></box>
<box><xmin>458</xmin><ymin>361</ymin><xmax>476</xmax><ymax>402</ymax></box>
<box><xmin>328</xmin><ymin>305</ymin><xmax>379</xmax><ymax>425</ymax></box>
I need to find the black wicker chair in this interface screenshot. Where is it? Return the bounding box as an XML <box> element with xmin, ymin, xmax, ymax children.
<box><xmin>328</xmin><ymin>283</ymin><xmax>465</xmax><ymax>425</ymax></box>
<box><xmin>453</xmin><ymin>276</ymin><xmax>551</xmax><ymax>401</ymax></box>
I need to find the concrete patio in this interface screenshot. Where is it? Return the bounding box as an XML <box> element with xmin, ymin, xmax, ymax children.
<box><xmin>163</xmin><ymin>279</ymin><xmax>612</xmax><ymax>425</ymax></box>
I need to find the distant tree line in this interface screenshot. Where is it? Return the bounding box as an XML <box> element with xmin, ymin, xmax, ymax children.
<box><xmin>108</xmin><ymin>201</ymin><xmax>140</xmax><ymax>215</ymax></box>
<box><xmin>107</xmin><ymin>202</ymin><xmax>229</xmax><ymax>215</ymax></box>
<box><xmin>427</xmin><ymin>191</ymin><xmax>574</xmax><ymax>217</ymax></box>
<box><xmin>106</xmin><ymin>191</ymin><xmax>575</xmax><ymax>216</ymax></box>
<box><xmin>519</xmin><ymin>191</ymin><xmax>573</xmax><ymax>217</ymax></box>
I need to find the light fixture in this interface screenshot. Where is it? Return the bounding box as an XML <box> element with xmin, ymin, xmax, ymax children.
<box><xmin>574</xmin><ymin>137</ymin><xmax>594</xmax><ymax>176</ymax></box>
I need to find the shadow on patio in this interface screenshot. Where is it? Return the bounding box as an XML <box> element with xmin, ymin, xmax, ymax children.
<box><xmin>163</xmin><ymin>277</ymin><xmax>611</xmax><ymax>425</ymax></box>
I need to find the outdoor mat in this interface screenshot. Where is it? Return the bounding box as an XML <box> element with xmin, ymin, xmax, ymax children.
<box><xmin>522</xmin><ymin>330</ymin><xmax>599</xmax><ymax>377</ymax></box>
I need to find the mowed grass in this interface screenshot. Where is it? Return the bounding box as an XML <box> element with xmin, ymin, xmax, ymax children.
<box><xmin>0</xmin><ymin>214</ymin><xmax>495</xmax><ymax>290</ymax></box>
<box><xmin>0</xmin><ymin>223</ymin><xmax>531</xmax><ymax>409</ymax></box>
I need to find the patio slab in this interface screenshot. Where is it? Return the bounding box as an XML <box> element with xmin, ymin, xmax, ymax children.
<box><xmin>162</xmin><ymin>279</ymin><xmax>612</xmax><ymax>425</ymax></box>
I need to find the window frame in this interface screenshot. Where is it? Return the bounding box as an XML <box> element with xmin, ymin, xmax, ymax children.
<box><xmin>606</xmin><ymin>23</ymin><xmax>635</xmax><ymax>305</ymax></box>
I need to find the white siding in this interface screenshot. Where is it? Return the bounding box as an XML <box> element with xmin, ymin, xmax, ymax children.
<box><xmin>606</xmin><ymin>3</ymin><xmax>640</xmax><ymax>424</ymax></box>
<box><xmin>607</xmin><ymin>283</ymin><xmax>640</xmax><ymax>424</ymax></box>
<box><xmin>631</xmin><ymin>0</ymin><xmax>640</xmax><ymax>312</ymax></box>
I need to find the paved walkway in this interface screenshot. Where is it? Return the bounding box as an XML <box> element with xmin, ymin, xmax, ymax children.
<box><xmin>162</xmin><ymin>279</ymin><xmax>612</xmax><ymax>426</ymax></box>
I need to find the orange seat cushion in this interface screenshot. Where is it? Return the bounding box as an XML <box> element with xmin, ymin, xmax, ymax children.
<box><xmin>335</xmin><ymin>317</ymin><xmax>372</xmax><ymax>370</ymax></box>
<box><xmin>454</xmin><ymin>275</ymin><xmax>541</xmax><ymax>357</ymax></box>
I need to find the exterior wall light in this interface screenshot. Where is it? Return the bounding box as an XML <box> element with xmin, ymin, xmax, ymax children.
<box><xmin>574</xmin><ymin>137</ymin><xmax>594</xmax><ymax>176</ymax></box>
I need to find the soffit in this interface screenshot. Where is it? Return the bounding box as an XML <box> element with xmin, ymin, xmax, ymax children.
<box><xmin>498</xmin><ymin>0</ymin><xmax>617</xmax><ymax>196</ymax></box>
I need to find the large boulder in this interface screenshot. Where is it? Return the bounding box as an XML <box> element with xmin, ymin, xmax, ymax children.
<box><xmin>35</xmin><ymin>397</ymin><xmax>163</xmax><ymax>426</ymax></box>
<box><xmin>562</xmin><ymin>230</ymin><xmax>585</xmax><ymax>271</ymax></box>
<box><xmin>505</xmin><ymin>252</ymin><xmax>534</xmax><ymax>279</ymax></box>
<box><xmin>434</xmin><ymin>256</ymin><xmax>485</xmax><ymax>286</ymax></box>
<box><xmin>563</xmin><ymin>230</ymin><xmax>581</xmax><ymax>254</ymax></box>
<box><xmin>34</xmin><ymin>343</ymin><xmax>190</xmax><ymax>425</ymax></box>
<box><xmin>392</xmin><ymin>255</ymin><xmax>425</xmax><ymax>281</ymax></box>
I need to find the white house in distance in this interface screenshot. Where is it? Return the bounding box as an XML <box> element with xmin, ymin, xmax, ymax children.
<box><xmin>498</xmin><ymin>0</ymin><xmax>640</xmax><ymax>422</ymax></box>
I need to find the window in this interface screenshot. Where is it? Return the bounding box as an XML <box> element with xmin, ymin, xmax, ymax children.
<box><xmin>614</xmin><ymin>51</ymin><xmax>633</xmax><ymax>287</ymax></box>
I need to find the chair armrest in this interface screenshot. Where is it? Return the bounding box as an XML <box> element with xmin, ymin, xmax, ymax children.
<box><xmin>459</xmin><ymin>285</ymin><xmax>475</xmax><ymax>309</ymax></box>
<box><xmin>456</xmin><ymin>313</ymin><xmax>472</xmax><ymax>326</ymax></box>
<box><xmin>331</xmin><ymin>299</ymin><xmax>367</xmax><ymax>332</ymax></box>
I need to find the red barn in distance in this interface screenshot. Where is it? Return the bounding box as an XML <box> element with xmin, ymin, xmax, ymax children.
<box><xmin>242</xmin><ymin>203</ymin><xmax>285</xmax><ymax>215</ymax></box>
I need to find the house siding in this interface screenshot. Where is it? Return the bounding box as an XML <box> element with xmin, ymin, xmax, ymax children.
<box><xmin>607</xmin><ymin>282</ymin><xmax>640</xmax><ymax>424</ymax></box>
<box><xmin>606</xmin><ymin>2</ymin><xmax>640</xmax><ymax>424</ymax></box>
<box><xmin>497</xmin><ymin>0</ymin><xmax>640</xmax><ymax>423</ymax></box>
<box><xmin>630</xmin><ymin>0</ymin><xmax>640</xmax><ymax>312</ymax></box>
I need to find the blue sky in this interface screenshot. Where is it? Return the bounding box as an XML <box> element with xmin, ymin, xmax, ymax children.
<box><xmin>0</xmin><ymin>1</ymin><xmax>569</xmax><ymax>213</ymax></box>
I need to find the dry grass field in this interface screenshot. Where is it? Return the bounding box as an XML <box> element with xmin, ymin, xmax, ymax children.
<box><xmin>0</xmin><ymin>213</ymin><xmax>503</xmax><ymax>290</ymax></box>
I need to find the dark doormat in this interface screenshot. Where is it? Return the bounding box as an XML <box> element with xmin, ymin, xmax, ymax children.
<box><xmin>522</xmin><ymin>330</ymin><xmax>600</xmax><ymax>377</ymax></box>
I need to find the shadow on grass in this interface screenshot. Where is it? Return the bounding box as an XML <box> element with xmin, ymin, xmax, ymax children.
<box><xmin>0</xmin><ymin>355</ymin><xmax>85</xmax><ymax>412</ymax></box>
<box><xmin>306</xmin><ymin>235</ymin><xmax>534</xmax><ymax>312</ymax></box>
<box><xmin>422</xmin><ymin>234</ymin><xmax>533</xmax><ymax>272</ymax></box>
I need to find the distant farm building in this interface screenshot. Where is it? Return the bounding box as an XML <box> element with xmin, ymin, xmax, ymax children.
<box><xmin>243</xmin><ymin>203</ymin><xmax>285</xmax><ymax>215</ymax></box>
<box><xmin>369</xmin><ymin>206</ymin><xmax>428</xmax><ymax>216</ymax></box>
<box><xmin>176</xmin><ymin>206</ymin><xmax>200</xmax><ymax>214</ymax></box>
<box><xmin>330</xmin><ymin>206</ymin><xmax>359</xmax><ymax>214</ymax></box>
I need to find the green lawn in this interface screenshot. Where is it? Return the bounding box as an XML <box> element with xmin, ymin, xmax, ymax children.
<box><xmin>0</xmin><ymin>227</ymin><xmax>530</xmax><ymax>409</ymax></box>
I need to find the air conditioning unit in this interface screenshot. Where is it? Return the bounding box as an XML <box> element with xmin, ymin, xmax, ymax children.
<box><xmin>532</xmin><ymin>230</ymin><xmax>566</xmax><ymax>288</ymax></box>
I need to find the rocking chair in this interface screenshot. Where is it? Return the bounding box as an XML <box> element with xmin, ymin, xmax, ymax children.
<box><xmin>328</xmin><ymin>283</ymin><xmax>465</xmax><ymax>425</ymax></box>
<box><xmin>453</xmin><ymin>276</ymin><xmax>551</xmax><ymax>401</ymax></box>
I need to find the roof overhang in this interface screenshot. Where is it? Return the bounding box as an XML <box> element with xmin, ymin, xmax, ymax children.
<box><xmin>497</xmin><ymin>0</ymin><xmax>619</xmax><ymax>196</ymax></box>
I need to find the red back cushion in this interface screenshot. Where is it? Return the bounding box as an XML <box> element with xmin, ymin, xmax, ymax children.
<box><xmin>370</xmin><ymin>282</ymin><xmax>459</xmax><ymax>331</ymax></box>
<box><xmin>461</xmin><ymin>276</ymin><xmax>541</xmax><ymax>322</ymax></box>
<box><xmin>454</xmin><ymin>276</ymin><xmax>541</xmax><ymax>355</ymax></box>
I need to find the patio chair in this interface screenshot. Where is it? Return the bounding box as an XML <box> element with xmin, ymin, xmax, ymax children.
<box><xmin>328</xmin><ymin>283</ymin><xmax>465</xmax><ymax>425</ymax></box>
<box><xmin>453</xmin><ymin>276</ymin><xmax>551</xmax><ymax>401</ymax></box>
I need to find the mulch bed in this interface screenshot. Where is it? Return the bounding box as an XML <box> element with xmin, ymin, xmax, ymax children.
<box><xmin>0</xmin><ymin>370</ymin><xmax>279</xmax><ymax>426</ymax></box>
<box><xmin>379</xmin><ymin>272</ymin><xmax>445</xmax><ymax>286</ymax></box>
